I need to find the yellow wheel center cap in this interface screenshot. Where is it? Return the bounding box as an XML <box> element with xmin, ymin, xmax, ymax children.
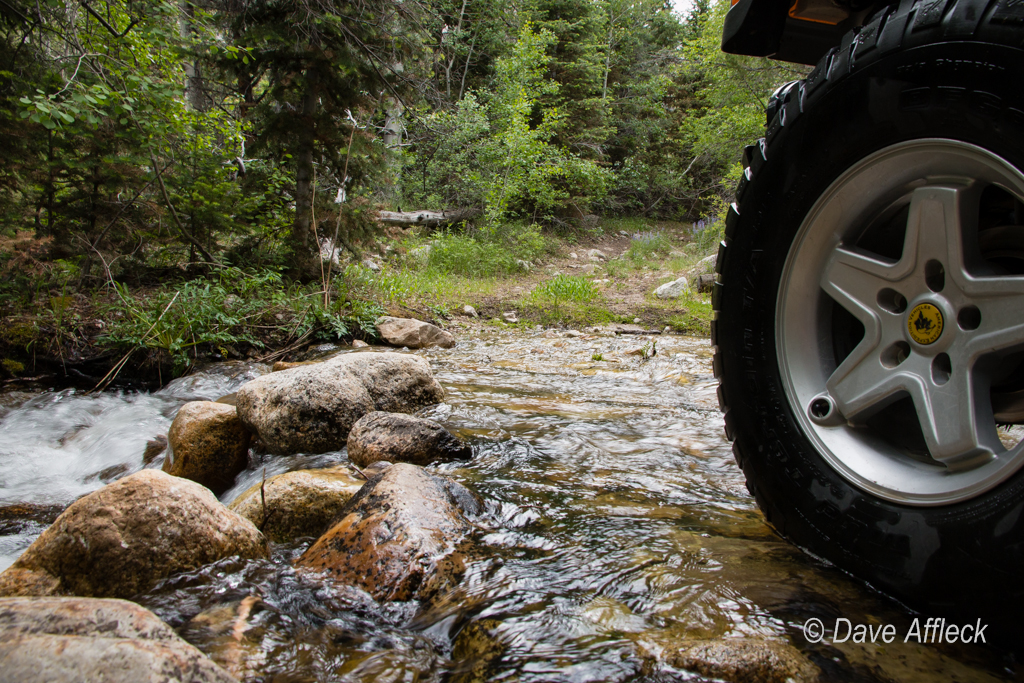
<box><xmin>908</xmin><ymin>303</ymin><xmax>944</xmax><ymax>345</ymax></box>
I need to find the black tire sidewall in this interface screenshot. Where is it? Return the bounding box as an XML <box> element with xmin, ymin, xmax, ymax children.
<box><xmin>719</xmin><ymin>39</ymin><xmax>1024</xmax><ymax>639</ymax></box>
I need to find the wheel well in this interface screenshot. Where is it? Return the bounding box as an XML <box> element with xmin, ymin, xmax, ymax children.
<box><xmin>722</xmin><ymin>0</ymin><xmax>895</xmax><ymax>65</ymax></box>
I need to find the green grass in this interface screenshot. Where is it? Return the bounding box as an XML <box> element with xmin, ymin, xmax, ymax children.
<box><xmin>530</xmin><ymin>274</ymin><xmax>599</xmax><ymax>304</ymax></box>
<box><xmin>425</xmin><ymin>223</ymin><xmax>549</xmax><ymax>277</ymax></box>
<box><xmin>357</xmin><ymin>265</ymin><xmax>498</xmax><ymax>306</ymax></box>
<box><xmin>663</xmin><ymin>295</ymin><xmax>713</xmax><ymax>335</ymax></box>
<box><xmin>601</xmin><ymin>216</ymin><xmax>650</xmax><ymax>235</ymax></box>
<box><xmin>518</xmin><ymin>301</ymin><xmax>629</xmax><ymax>327</ymax></box>
<box><xmin>625</xmin><ymin>231</ymin><xmax>674</xmax><ymax>264</ymax></box>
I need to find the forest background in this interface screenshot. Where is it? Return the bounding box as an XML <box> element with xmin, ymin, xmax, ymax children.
<box><xmin>0</xmin><ymin>0</ymin><xmax>805</xmax><ymax>382</ymax></box>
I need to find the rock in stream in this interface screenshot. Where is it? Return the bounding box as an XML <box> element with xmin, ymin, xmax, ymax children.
<box><xmin>347</xmin><ymin>411</ymin><xmax>472</xmax><ymax>468</ymax></box>
<box><xmin>236</xmin><ymin>352</ymin><xmax>444</xmax><ymax>455</ymax></box>
<box><xmin>376</xmin><ymin>316</ymin><xmax>455</xmax><ymax>349</ymax></box>
<box><xmin>163</xmin><ymin>401</ymin><xmax>250</xmax><ymax>494</ymax></box>
<box><xmin>0</xmin><ymin>470</ymin><xmax>268</xmax><ymax>599</ymax></box>
<box><xmin>0</xmin><ymin>596</ymin><xmax>238</xmax><ymax>682</ymax></box>
<box><xmin>229</xmin><ymin>466</ymin><xmax>365</xmax><ymax>543</ymax></box>
<box><xmin>295</xmin><ymin>463</ymin><xmax>476</xmax><ymax>602</ymax></box>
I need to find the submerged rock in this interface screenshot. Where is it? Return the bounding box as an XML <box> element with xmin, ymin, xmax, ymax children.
<box><xmin>376</xmin><ymin>316</ymin><xmax>455</xmax><ymax>349</ymax></box>
<box><xmin>652</xmin><ymin>638</ymin><xmax>820</xmax><ymax>683</ymax></box>
<box><xmin>236</xmin><ymin>352</ymin><xmax>444</xmax><ymax>455</ymax></box>
<box><xmin>449</xmin><ymin>618</ymin><xmax>507</xmax><ymax>683</ymax></box>
<box><xmin>163</xmin><ymin>401</ymin><xmax>250</xmax><ymax>494</ymax></box>
<box><xmin>142</xmin><ymin>434</ymin><xmax>168</xmax><ymax>465</ymax></box>
<box><xmin>0</xmin><ymin>504</ymin><xmax>65</xmax><ymax>535</ymax></box>
<box><xmin>0</xmin><ymin>596</ymin><xmax>237</xmax><ymax>683</ymax></box>
<box><xmin>229</xmin><ymin>466</ymin><xmax>365</xmax><ymax>542</ymax></box>
<box><xmin>181</xmin><ymin>597</ymin><xmax>264</xmax><ymax>681</ymax></box>
<box><xmin>0</xmin><ymin>470</ymin><xmax>268</xmax><ymax>599</ymax></box>
<box><xmin>295</xmin><ymin>463</ymin><xmax>474</xmax><ymax>602</ymax></box>
<box><xmin>347</xmin><ymin>412</ymin><xmax>472</xmax><ymax>468</ymax></box>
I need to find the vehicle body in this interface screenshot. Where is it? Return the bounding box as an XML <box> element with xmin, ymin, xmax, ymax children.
<box><xmin>723</xmin><ymin>0</ymin><xmax>891</xmax><ymax>65</ymax></box>
<box><xmin>715</xmin><ymin>0</ymin><xmax>1024</xmax><ymax>647</ymax></box>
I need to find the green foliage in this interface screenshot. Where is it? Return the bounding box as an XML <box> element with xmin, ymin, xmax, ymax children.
<box><xmin>530</xmin><ymin>274</ymin><xmax>598</xmax><ymax>303</ymax></box>
<box><xmin>100</xmin><ymin>267</ymin><xmax>378</xmax><ymax>371</ymax></box>
<box><xmin>403</xmin><ymin>23</ymin><xmax>611</xmax><ymax>222</ymax></box>
<box><xmin>1</xmin><ymin>358</ymin><xmax>24</xmax><ymax>375</ymax></box>
<box><xmin>427</xmin><ymin>223</ymin><xmax>548</xmax><ymax>277</ymax></box>
<box><xmin>680</xmin><ymin>0</ymin><xmax>808</xmax><ymax>174</ymax></box>
<box><xmin>638</xmin><ymin>338</ymin><xmax>657</xmax><ymax>360</ymax></box>
<box><xmin>0</xmin><ymin>0</ymin><xmax>801</xmax><ymax>364</ymax></box>
<box><xmin>103</xmin><ymin>271</ymin><xmax>271</xmax><ymax>370</ymax></box>
<box><xmin>690</xmin><ymin>216</ymin><xmax>724</xmax><ymax>255</ymax></box>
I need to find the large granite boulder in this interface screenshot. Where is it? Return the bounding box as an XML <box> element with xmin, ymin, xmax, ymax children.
<box><xmin>235</xmin><ymin>352</ymin><xmax>444</xmax><ymax>455</ymax></box>
<box><xmin>295</xmin><ymin>463</ymin><xmax>476</xmax><ymax>602</ymax></box>
<box><xmin>0</xmin><ymin>596</ymin><xmax>237</xmax><ymax>683</ymax></box>
<box><xmin>347</xmin><ymin>411</ymin><xmax>472</xmax><ymax>468</ymax></box>
<box><xmin>163</xmin><ymin>401</ymin><xmax>250</xmax><ymax>494</ymax></box>
<box><xmin>654</xmin><ymin>276</ymin><xmax>689</xmax><ymax>299</ymax></box>
<box><xmin>0</xmin><ymin>470</ymin><xmax>268</xmax><ymax>599</ymax></box>
<box><xmin>376</xmin><ymin>316</ymin><xmax>455</xmax><ymax>349</ymax></box>
<box><xmin>228</xmin><ymin>466</ymin><xmax>365</xmax><ymax>543</ymax></box>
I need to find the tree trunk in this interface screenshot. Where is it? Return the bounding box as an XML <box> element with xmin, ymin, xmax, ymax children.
<box><xmin>290</xmin><ymin>69</ymin><xmax>319</xmax><ymax>279</ymax></box>
<box><xmin>179</xmin><ymin>1</ymin><xmax>210</xmax><ymax>111</ymax></box>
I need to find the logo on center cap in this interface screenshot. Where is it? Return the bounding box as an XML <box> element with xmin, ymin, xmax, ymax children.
<box><xmin>908</xmin><ymin>303</ymin><xmax>943</xmax><ymax>345</ymax></box>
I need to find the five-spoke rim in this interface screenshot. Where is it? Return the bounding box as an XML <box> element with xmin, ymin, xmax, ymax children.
<box><xmin>777</xmin><ymin>140</ymin><xmax>1024</xmax><ymax>505</ymax></box>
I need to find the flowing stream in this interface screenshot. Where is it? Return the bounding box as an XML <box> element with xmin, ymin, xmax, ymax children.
<box><xmin>0</xmin><ymin>328</ymin><xmax>1015</xmax><ymax>681</ymax></box>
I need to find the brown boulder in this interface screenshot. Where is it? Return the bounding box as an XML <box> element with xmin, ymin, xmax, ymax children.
<box><xmin>0</xmin><ymin>470</ymin><xmax>269</xmax><ymax>599</ymax></box>
<box><xmin>376</xmin><ymin>316</ymin><xmax>455</xmax><ymax>349</ymax></box>
<box><xmin>228</xmin><ymin>466</ymin><xmax>365</xmax><ymax>542</ymax></box>
<box><xmin>295</xmin><ymin>463</ymin><xmax>473</xmax><ymax>602</ymax></box>
<box><xmin>347</xmin><ymin>411</ymin><xmax>472</xmax><ymax>468</ymax></box>
<box><xmin>0</xmin><ymin>596</ymin><xmax>237</xmax><ymax>682</ymax></box>
<box><xmin>235</xmin><ymin>352</ymin><xmax>444</xmax><ymax>456</ymax></box>
<box><xmin>163</xmin><ymin>401</ymin><xmax>250</xmax><ymax>494</ymax></box>
<box><xmin>0</xmin><ymin>567</ymin><xmax>62</xmax><ymax>598</ymax></box>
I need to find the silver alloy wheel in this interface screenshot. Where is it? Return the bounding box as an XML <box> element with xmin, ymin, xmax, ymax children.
<box><xmin>777</xmin><ymin>139</ymin><xmax>1024</xmax><ymax>506</ymax></box>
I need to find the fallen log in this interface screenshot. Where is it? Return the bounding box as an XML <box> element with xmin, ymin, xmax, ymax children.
<box><xmin>377</xmin><ymin>207</ymin><xmax>481</xmax><ymax>227</ymax></box>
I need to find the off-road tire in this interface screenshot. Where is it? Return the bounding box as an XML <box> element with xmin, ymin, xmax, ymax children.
<box><xmin>713</xmin><ymin>0</ymin><xmax>1024</xmax><ymax>643</ymax></box>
